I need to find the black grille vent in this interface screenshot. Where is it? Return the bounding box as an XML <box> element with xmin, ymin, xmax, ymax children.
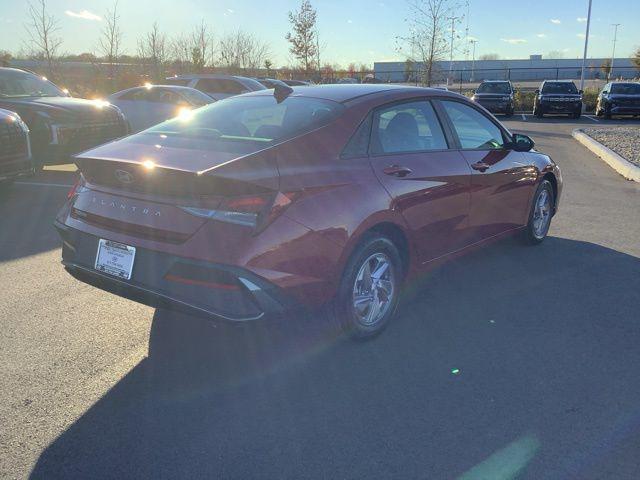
<box><xmin>0</xmin><ymin>120</ymin><xmax>28</xmax><ymax>161</ymax></box>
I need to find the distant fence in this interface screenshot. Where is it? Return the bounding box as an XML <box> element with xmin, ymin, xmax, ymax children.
<box><xmin>8</xmin><ymin>59</ymin><xmax>640</xmax><ymax>98</ymax></box>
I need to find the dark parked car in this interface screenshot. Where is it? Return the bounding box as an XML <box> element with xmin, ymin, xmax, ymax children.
<box><xmin>533</xmin><ymin>80</ymin><xmax>583</xmax><ymax>119</ymax></box>
<box><xmin>471</xmin><ymin>80</ymin><xmax>515</xmax><ymax>116</ymax></box>
<box><xmin>107</xmin><ymin>85</ymin><xmax>213</xmax><ymax>132</ymax></box>
<box><xmin>55</xmin><ymin>85</ymin><xmax>562</xmax><ymax>338</ymax></box>
<box><xmin>0</xmin><ymin>108</ymin><xmax>32</xmax><ymax>186</ymax></box>
<box><xmin>164</xmin><ymin>74</ymin><xmax>266</xmax><ymax>100</ymax></box>
<box><xmin>0</xmin><ymin>68</ymin><xmax>129</xmax><ymax>167</ymax></box>
<box><xmin>596</xmin><ymin>82</ymin><xmax>640</xmax><ymax>119</ymax></box>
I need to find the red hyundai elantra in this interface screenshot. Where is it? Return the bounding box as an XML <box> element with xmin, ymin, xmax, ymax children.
<box><xmin>55</xmin><ymin>84</ymin><xmax>562</xmax><ymax>337</ymax></box>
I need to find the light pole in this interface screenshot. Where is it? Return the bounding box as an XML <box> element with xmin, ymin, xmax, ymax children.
<box><xmin>579</xmin><ymin>0</ymin><xmax>593</xmax><ymax>92</ymax></box>
<box><xmin>469</xmin><ymin>39</ymin><xmax>477</xmax><ymax>83</ymax></box>
<box><xmin>447</xmin><ymin>16</ymin><xmax>460</xmax><ymax>86</ymax></box>
<box><xmin>609</xmin><ymin>23</ymin><xmax>621</xmax><ymax>81</ymax></box>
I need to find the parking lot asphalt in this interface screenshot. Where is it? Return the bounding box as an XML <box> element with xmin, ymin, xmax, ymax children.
<box><xmin>1</xmin><ymin>115</ymin><xmax>639</xmax><ymax>480</ymax></box>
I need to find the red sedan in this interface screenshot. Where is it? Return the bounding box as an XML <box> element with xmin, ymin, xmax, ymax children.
<box><xmin>55</xmin><ymin>84</ymin><xmax>562</xmax><ymax>337</ymax></box>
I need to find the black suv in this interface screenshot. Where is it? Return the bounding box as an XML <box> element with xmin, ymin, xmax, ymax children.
<box><xmin>533</xmin><ymin>80</ymin><xmax>583</xmax><ymax>119</ymax></box>
<box><xmin>0</xmin><ymin>108</ymin><xmax>32</xmax><ymax>186</ymax></box>
<box><xmin>471</xmin><ymin>80</ymin><xmax>515</xmax><ymax>116</ymax></box>
<box><xmin>0</xmin><ymin>68</ymin><xmax>129</xmax><ymax>167</ymax></box>
<box><xmin>596</xmin><ymin>82</ymin><xmax>640</xmax><ymax>119</ymax></box>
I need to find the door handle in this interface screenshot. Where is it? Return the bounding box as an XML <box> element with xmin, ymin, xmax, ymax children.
<box><xmin>383</xmin><ymin>165</ymin><xmax>413</xmax><ymax>177</ymax></box>
<box><xmin>471</xmin><ymin>161</ymin><xmax>490</xmax><ymax>172</ymax></box>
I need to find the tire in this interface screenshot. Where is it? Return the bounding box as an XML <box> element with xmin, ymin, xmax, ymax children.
<box><xmin>522</xmin><ymin>180</ymin><xmax>554</xmax><ymax>245</ymax></box>
<box><xmin>504</xmin><ymin>108</ymin><xmax>514</xmax><ymax>117</ymax></box>
<box><xmin>572</xmin><ymin>111</ymin><xmax>581</xmax><ymax>119</ymax></box>
<box><xmin>534</xmin><ymin>105</ymin><xmax>543</xmax><ymax>118</ymax></box>
<box><xmin>604</xmin><ymin>110</ymin><xmax>612</xmax><ymax>120</ymax></box>
<box><xmin>330</xmin><ymin>233</ymin><xmax>403</xmax><ymax>339</ymax></box>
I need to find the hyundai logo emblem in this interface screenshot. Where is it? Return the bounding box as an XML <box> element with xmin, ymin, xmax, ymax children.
<box><xmin>114</xmin><ymin>169</ymin><xmax>134</xmax><ymax>184</ymax></box>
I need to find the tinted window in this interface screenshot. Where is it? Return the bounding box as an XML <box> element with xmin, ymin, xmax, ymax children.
<box><xmin>164</xmin><ymin>78</ymin><xmax>191</xmax><ymax>86</ymax></box>
<box><xmin>0</xmin><ymin>70</ymin><xmax>64</xmax><ymax>98</ymax></box>
<box><xmin>118</xmin><ymin>88</ymin><xmax>151</xmax><ymax>101</ymax></box>
<box><xmin>342</xmin><ymin>114</ymin><xmax>372</xmax><ymax>158</ymax></box>
<box><xmin>145</xmin><ymin>96</ymin><xmax>344</xmax><ymax>147</ymax></box>
<box><xmin>371</xmin><ymin>101</ymin><xmax>447</xmax><ymax>154</ymax></box>
<box><xmin>442</xmin><ymin>101</ymin><xmax>505</xmax><ymax>150</ymax></box>
<box><xmin>476</xmin><ymin>82</ymin><xmax>511</xmax><ymax>94</ymax></box>
<box><xmin>180</xmin><ymin>89</ymin><xmax>212</xmax><ymax>107</ymax></box>
<box><xmin>542</xmin><ymin>82</ymin><xmax>578</xmax><ymax>94</ymax></box>
<box><xmin>148</xmin><ymin>89</ymin><xmax>181</xmax><ymax>104</ymax></box>
<box><xmin>197</xmin><ymin>78</ymin><xmax>246</xmax><ymax>94</ymax></box>
<box><xmin>610</xmin><ymin>83</ymin><xmax>640</xmax><ymax>95</ymax></box>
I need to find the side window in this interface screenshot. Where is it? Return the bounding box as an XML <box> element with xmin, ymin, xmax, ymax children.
<box><xmin>164</xmin><ymin>78</ymin><xmax>191</xmax><ymax>87</ymax></box>
<box><xmin>149</xmin><ymin>89</ymin><xmax>181</xmax><ymax>104</ymax></box>
<box><xmin>441</xmin><ymin>101</ymin><xmax>505</xmax><ymax>150</ymax></box>
<box><xmin>371</xmin><ymin>100</ymin><xmax>448</xmax><ymax>155</ymax></box>
<box><xmin>119</xmin><ymin>89</ymin><xmax>149</xmax><ymax>101</ymax></box>
<box><xmin>342</xmin><ymin>114</ymin><xmax>372</xmax><ymax>158</ymax></box>
<box><xmin>196</xmin><ymin>79</ymin><xmax>246</xmax><ymax>94</ymax></box>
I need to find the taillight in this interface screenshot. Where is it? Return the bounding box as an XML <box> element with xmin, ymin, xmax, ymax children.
<box><xmin>67</xmin><ymin>177</ymin><xmax>81</xmax><ymax>199</ymax></box>
<box><xmin>179</xmin><ymin>192</ymin><xmax>295</xmax><ymax>230</ymax></box>
<box><xmin>67</xmin><ymin>174</ymin><xmax>87</xmax><ymax>200</ymax></box>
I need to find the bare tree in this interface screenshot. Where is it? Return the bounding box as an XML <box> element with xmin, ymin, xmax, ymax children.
<box><xmin>25</xmin><ymin>0</ymin><xmax>62</xmax><ymax>78</ymax></box>
<box><xmin>98</xmin><ymin>1</ymin><xmax>123</xmax><ymax>88</ymax></box>
<box><xmin>285</xmin><ymin>0</ymin><xmax>318</xmax><ymax>74</ymax></box>
<box><xmin>191</xmin><ymin>21</ymin><xmax>215</xmax><ymax>72</ymax></box>
<box><xmin>218</xmin><ymin>31</ymin><xmax>270</xmax><ymax>74</ymax></box>
<box><xmin>396</xmin><ymin>0</ymin><xmax>455</xmax><ymax>86</ymax></box>
<box><xmin>170</xmin><ymin>34</ymin><xmax>192</xmax><ymax>73</ymax></box>
<box><xmin>137</xmin><ymin>22</ymin><xmax>167</xmax><ymax>81</ymax></box>
<box><xmin>633</xmin><ymin>47</ymin><xmax>640</xmax><ymax>74</ymax></box>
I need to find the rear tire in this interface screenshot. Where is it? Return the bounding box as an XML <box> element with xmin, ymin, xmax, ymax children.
<box><xmin>522</xmin><ymin>180</ymin><xmax>554</xmax><ymax>245</ymax></box>
<box><xmin>330</xmin><ymin>233</ymin><xmax>403</xmax><ymax>339</ymax></box>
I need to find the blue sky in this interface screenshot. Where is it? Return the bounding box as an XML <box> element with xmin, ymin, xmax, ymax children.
<box><xmin>0</xmin><ymin>0</ymin><xmax>638</xmax><ymax>65</ymax></box>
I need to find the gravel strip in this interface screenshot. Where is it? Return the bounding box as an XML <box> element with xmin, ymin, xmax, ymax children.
<box><xmin>582</xmin><ymin>127</ymin><xmax>640</xmax><ymax>167</ymax></box>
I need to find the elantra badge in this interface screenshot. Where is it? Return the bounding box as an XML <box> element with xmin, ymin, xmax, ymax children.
<box><xmin>114</xmin><ymin>169</ymin><xmax>134</xmax><ymax>184</ymax></box>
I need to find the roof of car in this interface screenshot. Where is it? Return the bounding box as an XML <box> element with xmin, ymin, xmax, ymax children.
<box><xmin>169</xmin><ymin>74</ymin><xmax>256</xmax><ymax>81</ymax></box>
<box><xmin>114</xmin><ymin>84</ymin><xmax>205</xmax><ymax>94</ymax></box>
<box><xmin>242</xmin><ymin>83</ymin><xmax>454</xmax><ymax>103</ymax></box>
<box><xmin>480</xmin><ymin>80</ymin><xmax>510</xmax><ymax>83</ymax></box>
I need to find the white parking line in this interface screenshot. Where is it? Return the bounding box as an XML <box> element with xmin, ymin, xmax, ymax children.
<box><xmin>14</xmin><ymin>181</ymin><xmax>73</xmax><ymax>188</ymax></box>
<box><xmin>521</xmin><ymin>113</ymin><xmax>527</xmax><ymax>121</ymax></box>
<box><xmin>585</xmin><ymin>116</ymin><xmax>599</xmax><ymax>123</ymax></box>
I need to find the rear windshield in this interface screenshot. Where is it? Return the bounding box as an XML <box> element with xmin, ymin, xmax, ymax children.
<box><xmin>164</xmin><ymin>78</ymin><xmax>191</xmax><ymax>86</ymax></box>
<box><xmin>476</xmin><ymin>82</ymin><xmax>511</xmax><ymax>94</ymax></box>
<box><xmin>542</xmin><ymin>82</ymin><xmax>578</xmax><ymax>94</ymax></box>
<box><xmin>145</xmin><ymin>95</ymin><xmax>344</xmax><ymax>145</ymax></box>
<box><xmin>610</xmin><ymin>83</ymin><xmax>640</xmax><ymax>95</ymax></box>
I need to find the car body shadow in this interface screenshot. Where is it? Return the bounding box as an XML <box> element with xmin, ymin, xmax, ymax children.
<box><xmin>30</xmin><ymin>237</ymin><xmax>640</xmax><ymax>479</ymax></box>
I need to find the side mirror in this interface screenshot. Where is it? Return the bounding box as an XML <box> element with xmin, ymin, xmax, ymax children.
<box><xmin>509</xmin><ymin>133</ymin><xmax>534</xmax><ymax>152</ymax></box>
<box><xmin>579</xmin><ymin>89</ymin><xmax>584</xmax><ymax>94</ymax></box>
<box><xmin>534</xmin><ymin>89</ymin><xmax>540</xmax><ymax>94</ymax></box>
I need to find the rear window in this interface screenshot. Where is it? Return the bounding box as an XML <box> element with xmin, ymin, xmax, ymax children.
<box><xmin>145</xmin><ymin>95</ymin><xmax>344</xmax><ymax>146</ymax></box>
<box><xmin>196</xmin><ymin>78</ymin><xmax>246</xmax><ymax>94</ymax></box>
<box><xmin>610</xmin><ymin>84</ymin><xmax>640</xmax><ymax>95</ymax></box>
<box><xmin>476</xmin><ymin>82</ymin><xmax>511</xmax><ymax>94</ymax></box>
<box><xmin>542</xmin><ymin>82</ymin><xmax>578</xmax><ymax>94</ymax></box>
<box><xmin>165</xmin><ymin>78</ymin><xmax>191</xmax><ymax>86</ymax></box>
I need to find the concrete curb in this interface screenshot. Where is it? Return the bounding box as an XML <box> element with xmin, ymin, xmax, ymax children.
<box><xmin>572</xmin><ymin>128</ymin><xmax>640</xmax><ymax>182</ymax></box>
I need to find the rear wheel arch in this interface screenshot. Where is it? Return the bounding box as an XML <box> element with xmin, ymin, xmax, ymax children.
<box><xmin>541</xmin><ymin>172</ymin><xmax>559</xmax><ymax>211</ymax></box>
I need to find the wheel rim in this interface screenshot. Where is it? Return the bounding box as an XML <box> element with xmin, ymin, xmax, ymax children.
<box><xmin>352</xmin><ymin>253</ymin><xmax>395</xmax><ymax>327</ymax></box>
<box><xmin>532</xmin><ymin>189</ymin><xmax>552</xmax><ymax>239</ymax></box>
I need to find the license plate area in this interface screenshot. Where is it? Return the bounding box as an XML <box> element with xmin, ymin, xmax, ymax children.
<box><xmin>95</xmin><ymin>239</ymin><xmax>136</xmax><ymax>280</ymax></box>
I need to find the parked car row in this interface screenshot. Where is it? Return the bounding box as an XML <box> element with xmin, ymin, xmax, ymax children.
<box><xmin>470</xmin><ymin>79</ymin><xmax>640</xmax><ymax>120</ymax></box>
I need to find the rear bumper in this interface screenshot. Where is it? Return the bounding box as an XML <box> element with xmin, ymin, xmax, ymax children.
<box><xmin>55</xmin><ymin>220</ymin><xmax>293</xmax><ymax>322</ymax></box>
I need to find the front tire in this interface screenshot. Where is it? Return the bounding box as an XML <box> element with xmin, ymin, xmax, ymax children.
<box><xmin>522</xmin><ymin>180</ymin><xmax>554</xmax><ymax>245</ymax></box>
<box><xmin>331</xmin><ymin>234</ymin><xmax>403</xmax><ymax>338</ymax></box>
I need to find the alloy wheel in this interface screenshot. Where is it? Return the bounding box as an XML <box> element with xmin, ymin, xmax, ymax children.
<box><xmin>532</xmin><ymin>189</ymin><xmax>552</xmax><ymax>239</ymax></box>
<box><xmin>352</xmin><ymin>253</ymin><xmax>395</xmax><ymax>327</ymax></box>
